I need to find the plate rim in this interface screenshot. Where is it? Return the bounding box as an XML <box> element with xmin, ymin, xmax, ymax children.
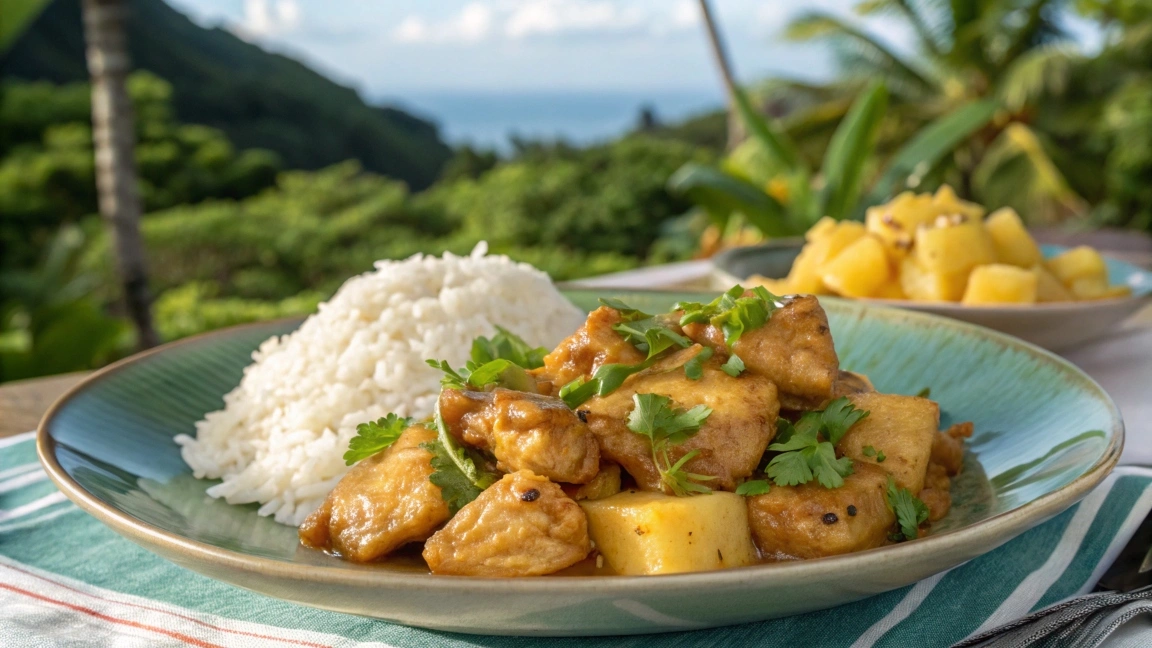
<box><xmin>37</xmin><ymin>295</ymin><xmax>1124</xmax><ymax>595</ymax></box>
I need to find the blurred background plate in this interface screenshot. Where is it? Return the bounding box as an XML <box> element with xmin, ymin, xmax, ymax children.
<box><xmin>38</xmin><ymin>291</ymin><xmax>1121</xmax><ymax>635</ymax></box>
<box><xmin>712</xmin><ymin>242</ymin><xmax>1152</xmax><ymax>351</ymax></box>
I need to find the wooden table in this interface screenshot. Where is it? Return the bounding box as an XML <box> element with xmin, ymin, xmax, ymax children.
<box><xmin>0</xmin><ymin>373</ymin><xmax>86</xmax><ymax>440</ymax></box>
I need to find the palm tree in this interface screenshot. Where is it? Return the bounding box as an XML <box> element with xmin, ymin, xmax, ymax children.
<box><xmin>80</xmin><ymin>0</ymin><xmax>159</xmax><ymax>348</ymax></box>
<box><xmin>696</xmin><ymin>0</ymin><xmax>744</xmax><ymax>151</ymax></box>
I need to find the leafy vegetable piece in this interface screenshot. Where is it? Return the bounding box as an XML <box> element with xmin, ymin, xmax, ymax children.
<box><xmin>721</xmin><ymin>353</ymin><xmax>745</xmax><ymax>377</ymax></box>
<box><xmin>613</xmin><ymin>316</ymin><xmax>692</xmax><ymax>359</ymax></box>
<box><xmin>423</xmin><ymin>405</ymin><xmax>501</xmax><ymax>515</ymax></box>
<box><xmin>626</xmin><ymin>393</ymin><xmax>714</xmax><ymax>496</ymax></box>
<box><xmin>735</xmin><ymin>479</ymin><xmax>771</xmax><ymax>496</ymax></box>
<box><xmin>764</xmin><ymin>397</ymin><xmax>869</xmax><ymax>489</ymax></box>
<box><xmin>426</xmin><ymin>357</ymin><xmax>534</xmax><ymax>392</ymax></box>
<box><xmin>598</xmin><ymin>297</ymin><xmax>651</xmax><ymax>322</ymax></box>
<box><xmin>556</xmin><ymin>356</ymin><xmax>659</xmax><ymax>408</ymax></box>
<box><xmin>559</xmin><ymin>377</ymin><xmax>598</xmax><ymax>409</ymax></box>
<box><xmin>683</xmin><ymin>347</ymin><xmax>714</xmax><ymax>380</ymax></box>
<box><xmin>886</xmin><ymin>475</ymin><xmax>929</xmax><ymax>541</ymax></box>
<box><xmin>470</xmin><ymin>326</ymin><xmax>547</xmax><ymax>369</ymax></box>
<box><xmin>666</xmin><ymin>163</ymin><xmax>797</xmax><ymax>238</ymax></box>
<box><xmin>863</xmin><ymin>445</ymin><xmax>887</xmax><ymax>463</ymax></box>
<box><xmin>426</xmin><ymin>358</ymin><xmax>469</xmax><ymax>389</ymax></box>
<box><xmin>674</xmin><ymin>285</ymin><xmax>780</xmax><ymax>346</ymax></box>
<box><xmin>343</xmin><ymin>413</ymin><xmax>412</xmax><ymax>465</ymax></box>
<box><xmin>916</xmin><ymin>386</ymin><xmax>931</xmax><ymax>398</ymax></box>
<box><xmin>819</xmin><ymin>80</ymin><xmax>888</xmax><ymax>222</ymax></box>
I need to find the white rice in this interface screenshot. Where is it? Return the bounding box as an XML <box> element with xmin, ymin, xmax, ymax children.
<box><xmin>175</xmin><ymin>243</ymin><xmax>585</xmax><ymax>525</ymax></box>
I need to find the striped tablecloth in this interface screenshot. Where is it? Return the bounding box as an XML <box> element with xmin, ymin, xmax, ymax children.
<box><xmin>2</xmin><ymin>430</ymin><xmax>1151</xmax><ymax>647</ymax></box>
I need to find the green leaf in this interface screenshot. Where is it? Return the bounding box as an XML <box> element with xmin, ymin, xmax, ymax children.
<box><xmin>736</xmin><ymin>479</ymin><xmax>771</xmax><ymax>496</ymax></box>
<box><xmin>916</xmin><ymin>386</ymin><xmax>931</xmax><ymax>398</ymax></box>
<box><xmin>427</xmin><ymin>357</ymin><xmax>534</xmax><ymax>392</ymax></box>
<box><xmin>426</xmin><ymin>404</ymin><xmax>501</xmax><ymax>514</ymax></box>
<box><xmin>766</xmin><ymin>450</ymin><xmax>814</xmax><ymax>486</ymax></box>
<box><xmin>598</xmin><ymin>298</ymin><xmax>651</xmax><ymax>322</ymax></box>
<box><xmin>470</xmin><ymin>326</ymin><xmax>547</xmax><ymax>369</ymax></box>
<box><xmin>667</xmin><ymin>163</ymin><xmax>799</xmax><ymax>238</ymax></box>
<box><xmin>683</xmin><ymin>346</ymin><xmax>714</xmax><ymax>380</ymax></box>
<box><xmin>721</xmin><ymin>353</ymin><xmax>745</xmax><ymax>377</ymax></box>
<box><xmin>343</xmin><ymin>414</ymin><xmax>413</xmax><ymax>465</ymax></box>
<box><xmin>593</xmin><ymin>358</ymin><xmax>656</xmax><ymax>396</ymax></box>
<box><xmin>626</xmin><ymin>393</ymin><xmax>715</xmax><ymax>496</ymax></box>
<box><xmin>559</xmin><ymin>377</ymin><xmax>598</xmax><ymax>409</ymax></box>
<box><xmin>819</xmin><ymin>81</ymin><xmax>888</xmax><ymax>222</ymax></box>
<box><xmin>886</xmin><ymin>475</ymin><xmax>930</xmax><ymax>540</ymax></box>
<box><xmin>613</xmin><ymin>316</ymin><xmax>692</xmax><ymax>359</ymax></box>
<box><xmin>675</xmin><ymin>285</ymin><xmax>779</xmax><ymax>346</ymax></box>
<box><xmin>0</xmin><ymin>0</ymin><xmax>52</xmax><ymax>53</ymax></box>
<box><xmin>810</xmin><ymin>442</ymin><xmax>854</xmax><ymax>488</ymax></box>
<box><xmin>867</xmin><ymin>99</ymin><xmax>1000</xmax><ymax>208</ymax></box>
<box><xmin>426</xmin><ymin>358</ymin><xmax>468</xmax><ymax>389</ymax></box>
<box><xmin>820</xmin><ymin>396</ymin><xmax>870</xmax><ymax>445</ymax></box>
<box><xmin>730</xmin><ymin>83</ymin><xmax>803</xmax><ymax>171</ymax></box>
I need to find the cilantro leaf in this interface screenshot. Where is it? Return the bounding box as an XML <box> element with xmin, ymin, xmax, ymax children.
<box><xmin>555</xmin><ymin>356</ymin><xmax>659</xmax><ymax>409</ymax></box>
<box><xmin>470</xmin><ymin>326</ymin><xmax>547</xmax><ymax>369</ymax></box>
<box><xmin>820</xmin><ymin>397</ymin><xmax>870</xmax><ymax>444</ymax></box>
<box><xmin>426</xmin><ymin>357</ymin><xmax>534</xmax><ymax>392</ymax></box>
<box><xmin>343</xmin><ymin>414</ymin><xmax>413</xmax><ymax>465</ymax></box>
<box><xmin>426</xmin><ymin>359</ymin><xmax>469</xmax><ymax>389</ymax></box>
<box><xmin>424</xmin><ymin>404</ymin><xmax>501</xmax><ymax>515</ymax></box>
<box><xmin>683</xmin><ymin>347</ymin><xmax>714</xmax><ymax>380</ymax></box>
<box><xmin>886</xmin><ymin>475</ymin><xmax>929</xmax><ymax>540</ymax></box>
<box><xmin>674</xmin><ymin>285</ymin><xmax>780</xmax><ymax>346</ymax></box>
<box><xmin>721</xmin><ymin>353</ymin><xmax>745</xmax><ymax>377</ymax></box>
<box><xmin>626</xmin><ymin>393</ymin><xmax>714</xmax><ymax>496</ymax></box>
<box><xmin>766</xmin><ymin>449</ymin><xmax>814</xmax><ymax>486</ymax></box>
<box><xmin>863</xmin><ymin>445</ymin><xmax>887</xmax><ymax>462</ymax></box>
<box><xmin>916</xmin><ymin>386</ymin><xmax>931</xmax><ymax>398</ymax></box>
<box><xmin>735</xmin><ymin>479</ymin><xmax>771</xmax><ymax>496</ymax></box>
<box><xmin>598</xmin><ymin>297</ymin><xmax>652</xmax><ymax>322</ymax></box>
<box><xmin>613</xmin><ymin>316</ymin><xmax>692</xmax><ymax>359</ymax></box>
<box><xmin>559</xmin><ymin>376</ymin><xmax>598</xmax><ymax>408</ymax></box>
<box><xmin>810</xmin><ymin>442</ymin><xmax>854</xmax><ymax>488</ymax></box>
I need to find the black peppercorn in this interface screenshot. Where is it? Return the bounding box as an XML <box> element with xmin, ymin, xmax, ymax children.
<box><xmin>847</xmin><ymin>505</ymin><xmax>858</xmax><ymax>517</ymax></box>
<box><xmin>576</xmin><ymin>410</ymin><xmax>589</xmax><ymax>423</ymax></box>
<box><xmin>822</xmin><ymin>512</ymin><xmax>839</xmax><ymax>524</ymax></box>
<box><xmin>521</xmin><ymin>489</ymin><xmax>540</xmax><ymax>502</ymax></box>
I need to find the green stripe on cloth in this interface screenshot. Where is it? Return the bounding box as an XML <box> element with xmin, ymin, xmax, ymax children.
<box><xmin>0</xmin><ymin>432</ymin><xmax>38</xmax><ymax>471</ymax></box>
<box><xmin>3</xmin><ymin>436</ymin><xmax>1151</xmax><ymax>648</ymax></box>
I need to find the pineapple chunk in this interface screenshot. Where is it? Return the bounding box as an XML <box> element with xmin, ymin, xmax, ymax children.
<box><xmin>873</xmin><ymin>280</ymin><xmax>907</xmax><ymax>300</ymax></box>
<box><xmin>784</xmin><ymin>245</ymin><xmax>825</xmax><ymax>294</ymax></box>
<box><xmin>748</xmin><ymin>275</ymin><xmax>793</xmax><ymax>296</ymax></box>
<box><xmin>962</xmin><ymin>264</ymin><xmax>1038</xmax><ymax>305</ymax></box>
<box><xmin>1033</xmin><ymin>265</ymin><xmax>1074</xmax><ymax>302</ymax></box>
<box><xmin>580</xmin><ymin>490</ymin><xmax>758</xmax><ymax>575</ymax></box>
<box><xmin>1069</xmin><ymin>276</ymin><xmax>1108</xmax><ymax>300</ymax></box>
<box><xmin>821</xmin><ymin>235</ymin><xmax>891</xmax><ymax>298</ymax></box>
<box><xmin>787</xmin><ymin>221</ymin><xmax>866</xmax><ymax>294</ymax></box>
<box><xmin>864</xmin><ymin>192</ymin><xmax>933</xmax><ymax>260</ymax></box>
<box><xmin>805</xmin><ymin>216</ymin><xmax>838</xmax><ymax>242</ymax></box>
<box><xmin>915</xmin><ymin>217</ymin><xmax>996</xmax><ymax>275</ymax></box>
<box><xmin>1100</xmin><ymin>285</ymin><xmax>1133</xmax><ymax>300</ymax></box>
<box><xmin>837</xmin><ymin>392</ymin><xmax>939</xmax><ymax>494</ymax></box>
<box><xmin>1047</xmin><ymin>246</ymin><xmax>1107</xmax><ymax>287</ymax></box>
<box><xmin>900</xmin><ymin>257</ymin><xmax>968</xmax><ymax>302</ymax></box>
<box><xmin>984</xmin><ymin>208</ymin><xmax>1042</xmax><ymax>268</ymax></box>
<box><xmin>932</xmin><ymin>184</ymin><xmax>985</xmax><ymax>221</ymax></box>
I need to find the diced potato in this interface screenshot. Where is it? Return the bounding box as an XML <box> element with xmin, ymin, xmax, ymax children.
<box><xmin>961</xmin><ymin>264</ymin><xmax>1038</xmax><ymax>305</ymax></box>
<box><xmin>837</xmin><ymin>392</ymin><xmax>939</xmax><ymax>493</ymax></box>
<box><xmin>1069</xmin><ymin>276</ymin><xmax>1108</xmax><ymax>300</ymax></box>
<box><xmin>580</xmin><ymin>490</ymin><xmax>758</xmax><ymax>575</ymax></box>
<box><xmin>900</xmin><ymin>257</ymin><xmax>968</xmax><ymax>302</ymax></box>
<box><xmin>821</xmin><ymin>235</ymin><xmax>891</xmax><ymax>298</ymax></box>
<box><xmin>1033</xmin><ymin>265</ymin><xmax>1074</xmax><ymax>302</ymax></box>
<box><xmin>984</xmin><ymin>208</ymin><xmax>1042</xmax><ymax>268</ymax></box>
<box><xmin>1047</xmin><ymin>246</ymin><xmax>1107</xmax><ymax>287</ymax></box>
<box><xmin>746</xmin><ymin>463</ymin><xmax>895</xmax><ymax>560</ymax></box>
<box><xmin>914</xmin><ymin>218</ymin><xmax>996</xmax><ymax>275</ymax></box>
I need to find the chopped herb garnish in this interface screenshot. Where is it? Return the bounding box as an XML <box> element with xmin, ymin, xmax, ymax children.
<box><xmin>886</xmin><ymin>475</ymin><xmax>929</xmax><ymax>541</ymax></box>
<box><xmin>916</xmin><ymin>386</ymin><xmax>931</xmax><ymax>398</ymax></box>
<box><xmin>613</xmin><ymin>316</ymin><xmax>692</xmax><ymax>359</ymax></box>
<box><xmin>720</xmin><ymin>353</ymin><xmax>745</xmax><ymax>377</ymax></box>
<box><xmin>863</xmin><ymin>445</ymin><xmax>887</xmax><ymax>462</ymax></box>
<box><xmin>470</xmin><ymin>326</ymin><xmax>547</xmax><ymax>369</ymax></box>
<box><xmin>598</xmin><ymin>297</ymin><xmax>651</xmax><ymax>322</ymax></box>
<box><xmin>422</xmin><ymin>404</ymin><xmax>501</xmax><ymax>515</ymax></box>
<box><xmin>674</xmin><ymin>285</ymin><xmax>780</xmax><ymax>346</ymax></box>
<box><xmin>426</xmin><ymin>357</ymin><xmax>534</xmax><ymax>392</ymax></box>
<box><xmin>764</xmin><ymin>397</ymin><xmax>868</xmax><ymax>489</ymax></box>
<box><xmin>343</xmin><ymin>413</ymin><xmax>412</xmax><ymax>465</ymax></box>
<box><xmin>735</xmin><ymin>479</ymin><xmax>771</xmax><ymax>496</ymax></box>
<box><xmin>626</xmin><ymin>393</ymin><xmax>714</xmax><ymax>496</ymax></box>
<box><xmin>683</xmin><ymin>347</ymin><xmax>714</xmax><ymax>380</ymax></box>
<box><xmin>557</xmin><ymin>357</ymin><xmax>660</xmax><ymax>408</ymax></box>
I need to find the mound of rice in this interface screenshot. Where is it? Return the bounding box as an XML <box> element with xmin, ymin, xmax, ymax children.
<box><xmin>176</xmin><ymin>244</ymin><xmax>585</xmax><ymax>525</ymax></box>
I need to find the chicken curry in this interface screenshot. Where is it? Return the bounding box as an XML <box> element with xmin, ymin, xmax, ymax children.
<box><xmin>299</xmin><ymin>287</ymin><xmax>971</xmax><ymax>576</ymax></box>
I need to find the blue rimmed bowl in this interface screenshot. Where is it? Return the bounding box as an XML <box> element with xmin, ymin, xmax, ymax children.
<box><xmin>713</xmin><ymin>242</ymin><xmax>1152</xmax><ymax>351</ymax></box>
<box><xmin>38</xmin><ymin>291</ymin><xmax>1122</xmax><ymax>635</ymax></box>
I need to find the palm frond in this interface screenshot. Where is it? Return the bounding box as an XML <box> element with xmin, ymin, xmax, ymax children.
<box><xmin>972</xmin><ymin>123</ymin><xmax>1088</xmax><ymax>224</ymax></box>
<box><xmin>998</xmin><ymin>44</ymin><xmax>1082</xmax><ymax>110</ymax></box>
<box><xmin>854</xmin><ymin>0</ymin><xmax>945</xmax><ymax>57</ymax></box>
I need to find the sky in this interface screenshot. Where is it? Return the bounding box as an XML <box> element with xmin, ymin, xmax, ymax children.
<box><xmin>165</xmin><ymin>0</ymin><xmax>915</xmax><ymax>96</ymax></box>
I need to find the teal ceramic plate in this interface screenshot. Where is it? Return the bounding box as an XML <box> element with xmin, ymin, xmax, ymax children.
<box><xmin>38</xmin><ymin>291</ymin><xmax>1122</xmax><ymax>636</ymax></box>
<box><xmin>713</xmin><ymin>242</ymin><xmax>1152</xmax><ymax>351</ymax></box>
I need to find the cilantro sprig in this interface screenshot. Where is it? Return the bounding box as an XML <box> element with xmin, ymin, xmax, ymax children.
<box><xmin>683</xmin><ymin>347</ymin><xmax>713</xmax><ymax>380</ymax></box>
<box><xmin>863</xmin><ymin>445</ymin><xmax>887</xmax><ymax>462</ymax></box>
<box><xmin>470</xmin><ymin>326</ymin><xmax>547</xmax><ymax>370</ymax></box>
<box><xmin>763</xmin><ymin>397</ymin><xmax>868</xmax><ymax>489</ymax></box>
<box><xmin>886</xmin><ymin>475</ymin><xmax>929</xmax><ymax>540</ymax></box>
<box><xmin>426</xmin><ymin>358</ymin><xmax>535</xmax><ymax>392</ymax></box>
<box><xmin>674</xmin><ymin>285</ymin><xmax>780</xmax><ymax>346</ymax></box>
<box><xmin>343</xmin><ymin>413</ymin><xmax>413</xmax><ymax>465</ymax></box>
<box><xmin>735</xmin><ymin>479</ymin><xmax>771</xmax><ymax>496</ymax></box>
<box><xmin>421</xmin><ymin>404</ymin><xmax>501</xmax><ymax>515</ymax></box>
<box><xmin>613</xmin><ymin>316</ymin><xmax>692</xmax><ymax>359</ymax></box>
<box><xmin>626</xmin><ymin>393</ymin><xmax>715</xmax><ymax>496</ymax></box>
<box><xmin>720</xmin><ymin>353</ymin><xmax>745</xmax><ymax>377</ymax></box>
<box><xmin>558</xmin><ymin>357</ymin><xmax>659</xmax><ymax>408</ymax></box>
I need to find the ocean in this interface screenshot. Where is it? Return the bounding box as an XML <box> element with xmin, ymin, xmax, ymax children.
<box><xmin>379</xmin><ymin>89</ymin><xmax>726</xmax><ymax>151</ymax></box>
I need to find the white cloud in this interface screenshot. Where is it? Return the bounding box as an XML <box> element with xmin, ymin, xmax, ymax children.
<box><xmin>391</xmin><ymin>0</ymin><xmax>698</xmax><ymax>45</ymax></box>
<box><xmin>237</xmin><ymin>0</ymin><xmax>301</xmax><ymax>39</ymax></box>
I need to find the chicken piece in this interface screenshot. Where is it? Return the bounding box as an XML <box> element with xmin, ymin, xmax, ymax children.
<box><xmin>747</xmin><ymin>462</ymin><xmax>895</xmax><ymax>560</ymax></box>
<box><xmin>531</xmin><ymin>306</ymin><xmax>645</xmax><ymax>394</ymax></box>
<box><xmin>562</xmin><ymin>463</ymin><xmax>622</xmax><ymax>501</ymax></box>
<box><xmin>836</xmin><ymin>392</ymin><xmax>939</xmax><ymax>494</ymax></box>
<box><xmin>682</xmin><ymin>295</ymin><xmax>839</xmax><ymax>407</ymax></box>
<box><xmin>422</xmin><ymin>470</ymin><xmax>591</xmax><ymax>576</ymax></box>
<box><xmin>299</xmin><ymin>426</ymin><xmax>448</xmax><ymax>562</ymax></box>
<box><xmin>582</xmin><ymin>345</ymin><xmax>779</xmax><ymax>493</ymax></box>
<box><xmin>438</xmin><ymin>388</ymin><xmax>600</xmax><ymax>484</ymax></box>
<box><xmin>919</xmin><ymin>462</ymin><xmax>953</xmax><ymax>522</ymax></box>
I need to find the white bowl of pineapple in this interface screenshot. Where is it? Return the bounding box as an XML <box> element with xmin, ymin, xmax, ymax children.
<box><xmin>712</xmin><ymin>186</ymin><xmax>1152</xmax><ymax>351</ymax></box>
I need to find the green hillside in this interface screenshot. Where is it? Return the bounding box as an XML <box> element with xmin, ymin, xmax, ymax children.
<box><xmin>0</xmin><ymin>0</ymin><xmax>452</xmax><ymax>189</ymax></box>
